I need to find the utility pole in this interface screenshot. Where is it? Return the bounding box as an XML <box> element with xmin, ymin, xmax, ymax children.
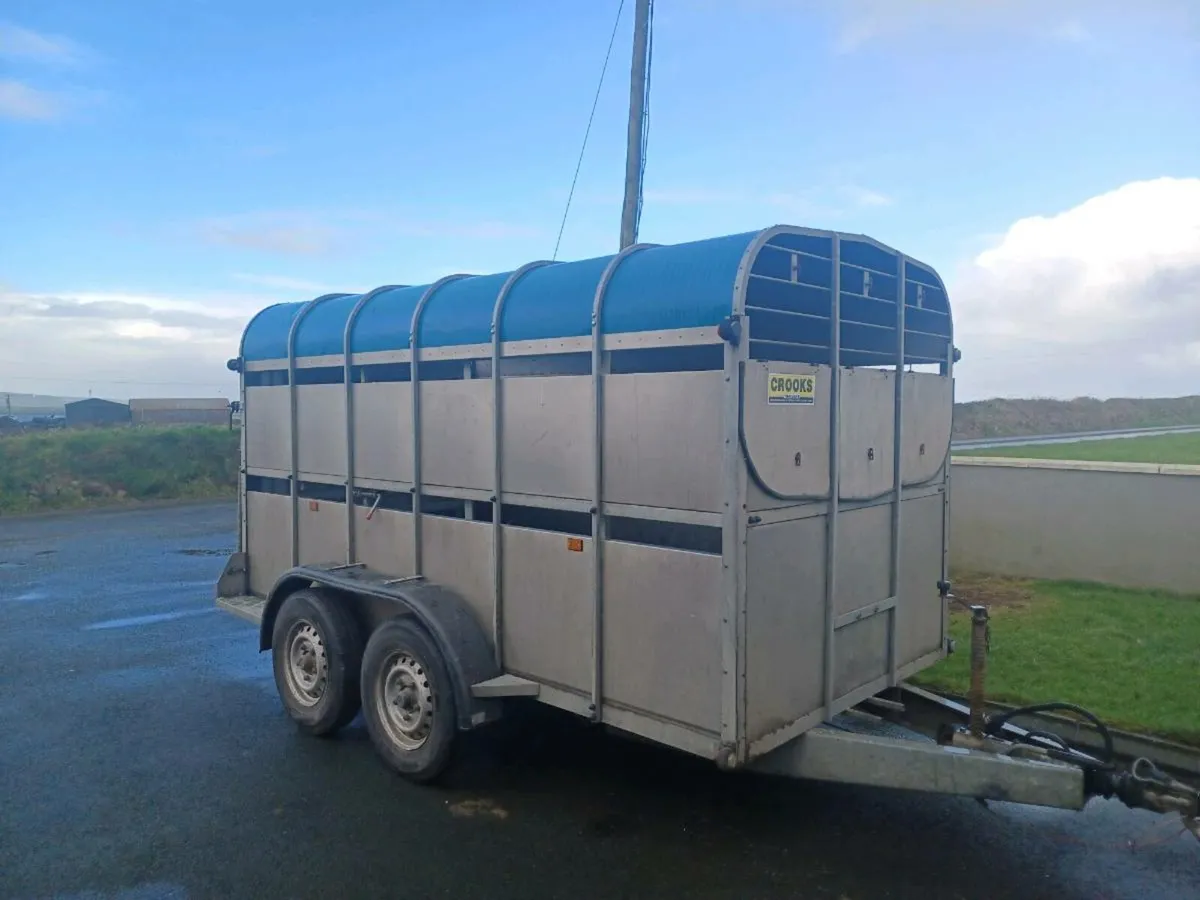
<box><xmin>619</xmin><ymin>0</ymin><xmax>652</xmax><ymax>249</ymax></box>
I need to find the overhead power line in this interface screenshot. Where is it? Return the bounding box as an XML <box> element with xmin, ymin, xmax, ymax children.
<box><xmin>552</xmin><ymin>0</ymin><xmax>627</xmax><ymax>262</ymax></box>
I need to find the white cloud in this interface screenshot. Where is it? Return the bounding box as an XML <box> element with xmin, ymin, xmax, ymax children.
<box><xmin>231</xmin><ymin>273</ymin><xmax>340</xmax><ymax>294</ymax></box>
<box><xmin>844</xmin><ymin>185</ymin><xmax>893</xmax><ymax>208</ymax></box>
<box><xmin>950</xmin><ymin>177</ymin><xmax>1200</xmax><ymax>399</ymax></box>
<box><xmin>0</xmin><ymin>289</ymin><xmax>255</xmax><ymax>398</ymax></box>
<box><xmin>200</xmin><ymin>212</ymin><xmax>340</xmax><ymax>257</ymax></box>
<box><xmin>831</xmin><ymin>0</ymin><xmax>1193</xmax><ymax>53</ymax></box>
<box><xmin>0</xmin><ymin>22</ymin><xmax>83</xmax><ymax>65</ymax></box>
<box><xmin>0</xmin><ymin>79</ymin><xmax>61</xmax><ymax>120</ymax></box>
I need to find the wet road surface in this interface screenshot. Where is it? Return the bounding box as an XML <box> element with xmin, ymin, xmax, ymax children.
<box><xmin>0</xmin><ymin>503</ymin><xmax>1196</xmax><ymax>900</ymax></box>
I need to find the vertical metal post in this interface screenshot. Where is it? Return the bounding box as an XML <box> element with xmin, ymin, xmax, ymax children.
<box><xmin>409</xmin><ymin>276</ymin><xmax>469</xmax><ymax>577</ymax></box>
<box><xmin>620</xmin><ymin>0</ymin><xmax>652</xmax><ymax>249</ymax></box>
<box><xmin>286</xmin><ymin>294</ymin><xmax>347</xmax><ymax>568</ymax></box>
<box><xmin>589</xmin><ymin>245</ymin><xmax>654</xmax><ymax>722</ymax></box>
<box><xmin>940</xmin><ymin>336</ymin><xmax>956</xmax><ymax>649</ymax></box>
<box><xmin>490</xmin><ymin>262</ymin><xmax>553</xmax><ymax>669</ymax></box>
<box><xmin>822</xmin><ymin>236</ymin><xmax>842</xmax><ymax>715</ymax></box>
<box><xmin>343</xmin><ymin>286</ymin><xmax>401</xmax><ymax>565</ymax></box>
<box><xmin>236</xmin><ymin>374</ymin><xmax>247</xmax><ymax>555</ymax></box>
<box><xmin>968</xmin><ymin>605</ymin><xmax>990</xmax><ymax>736</ymax></box>
<box><xmin>888</xmin><ymin>258</ymin><xmax>906</xmax><ymax>686</ymax></box>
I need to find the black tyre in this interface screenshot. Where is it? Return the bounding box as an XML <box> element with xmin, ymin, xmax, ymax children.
<box><xmin>271</xmin><ymin>589</ymin><xmax>364</xmax><ymax>736</ymax></box>
<box><xmin>360</xmin><ymin>617</ymin><xmax>457</xmax><ymax>783</ymax></box>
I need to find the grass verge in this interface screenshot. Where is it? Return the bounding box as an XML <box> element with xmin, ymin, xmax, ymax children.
<box><xmin>958</xmin><ymin>432</ymin><xmax>1200</xmax><ymax>465</ymax></box>
<box><xmin>0</xmin><ymin>426</ymin><xmax>239</xmax><ymax>515</ymax></box>
<box><xmin>911</xmin><ymin>573</ymin><xmax>1200</xmax><ymax>746</ymax></box>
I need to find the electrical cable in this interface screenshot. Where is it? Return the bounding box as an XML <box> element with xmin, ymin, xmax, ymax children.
<box><xmin>985</xmin><ymin>701</ymin><xmax>1116</xmax><ymax>764</ymax></box>
<box><xmin>552</xmin><ymin>0</ymin><xmax>627</xmax><ymax>262</ymax></box>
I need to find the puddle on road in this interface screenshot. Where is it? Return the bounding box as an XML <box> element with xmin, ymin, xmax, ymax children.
<box><xmin>177</xmin><ymin>548</ymin><xmax>235</xmax><ymax>557</ymax></box>
<box><xmin>3</xmin><ymin>590</ymin><xmax>48</xmax><ymax>603</ymax></box>
<box><xmin>0</xmin><ymin>560</ymin><xmax>24</xmax><ymax>570</ymax></box>
<box><xmin>86</xmin><ymin>608</ymin><xmax>219</xmax><ymax>631</ymax></box>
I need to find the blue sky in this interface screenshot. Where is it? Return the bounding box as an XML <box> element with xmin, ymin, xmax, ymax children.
<box><xmin>1</xmin><ymin>0</ymin><xmax>1198</xmax><ymax>400</ymax></box>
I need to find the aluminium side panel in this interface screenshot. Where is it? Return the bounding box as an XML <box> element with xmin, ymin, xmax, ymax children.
<box><xmin>420</xmin><ymin>516</ymin><xmax>495</xmax><ymax>637</ymax></box>
<box><xmin>421</xmin><ymin>380</ymin><xmax>493</xmax><ymax>492</ymax></box>
<box><xmin>354</xmin><ymin>508</ymin><xmax>415</xmax><ymax>578</ymax></box>
<box><xmin>602</xmin><ymin>370</ymin><xmax>725</xmax><ymax>513</ymax></box>
<box><xmin>245</xmin><ymin>386</ymin><xmax>291</xmax><ymax>472</ymax></box>
<box><xmin>901</xmin><ymin>373</ymin><xmax>953</xmax><ymax>484</ymax></box>
<box><xmin>297</xmin><ymin>499</ymin><xmax>347</xmax><ymax>567</ymax></box>
<box><xmin>501</xmin><ymin>375</ymin><xmax>592</xmax><ymax>501</ymax></box>
<box><xmin>296</xmin><ymin>384</ymin><xmax>347</xmax><ymax>478</ymax></box>
<box><xmin>601</xmin><ymin>540</ymin><xmax>723</xmax><ymax>735</ymax></box>
<box><xmin>353</xmin><ymin>382</ymin><xmax>414</xmax><ymax>484</ymax></box>
<box><xmin>742</xmin><ymin>362</ymin><xmax>832</xmax><ymax>510</ymax></box>
<box><xmin>744</xmin><ymin>515</ymin><xmax>827</xmax><ymax>746</ymax></box>
<box><xmin>896</xmin><ymin>490</ymin><xmax>948</xmax><ymax>666</ymax></box>
<box><xmin>500</xmin><ymin>525</ymin><xmax>593</xmax><ymax>693</ymax></box>
<box><xmin>837</xmin><ymin>369</ymin><xmax>896</xmax><ymax>502</ymax></box>
<box><xmin>246</xmin><ymin>491</ymin><xmax>292</xmax><ymax>596</ymax></box>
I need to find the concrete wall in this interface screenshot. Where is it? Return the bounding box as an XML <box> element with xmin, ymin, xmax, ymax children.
<box><xmin>949</xmin><ymin>457</ymin><xmax>1200</xmax><ymax>595</ymax></box>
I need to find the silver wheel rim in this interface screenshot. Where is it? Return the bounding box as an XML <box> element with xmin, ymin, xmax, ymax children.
<box><xmin>376</xmin><ymin>651</ymin><xmax>434</xmax><ymax>751</ymax></box>
<box><xmin>283</xmin><ymin>619</ymin><xmax>328</xmax><ymax>708</ymax></box>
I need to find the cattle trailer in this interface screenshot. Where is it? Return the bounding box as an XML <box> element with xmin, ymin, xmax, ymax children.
<box><xmin>215</xmin><ymin>226</ymin><xmax>1199</xmax><ymax>834</ymax></box>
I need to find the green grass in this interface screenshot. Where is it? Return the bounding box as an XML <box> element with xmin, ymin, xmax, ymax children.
<box><xmin>0</xmin><ymin>426</ymin><xmax>239</xmax><ymax>514</ymax></box>
<box><xmin>959</xmin><ymin>431</ymin><xmax>1200</xmax><ymax>465</ymax></box>
<box><xmin>912</xmin><ymin>575</ymin><xmax>1200</xmax><ymax>745</ymax></box>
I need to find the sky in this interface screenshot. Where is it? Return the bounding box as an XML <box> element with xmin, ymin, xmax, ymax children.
<box><xmin>1</xmin><ymin>0</ymin><xmax>1198</xmax><ymax>402</ymax></box>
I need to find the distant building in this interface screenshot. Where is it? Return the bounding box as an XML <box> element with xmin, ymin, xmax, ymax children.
<box><xmin>64</xmin><ymin>398</ymin><xmax>132</xmax><ymax>428</ymax></box>
<box><xmin>128</xmin><ymin>397</ymin><xmax>230</xmax><ymax>427</ymax></box>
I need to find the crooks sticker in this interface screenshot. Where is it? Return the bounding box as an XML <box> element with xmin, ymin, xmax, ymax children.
<box><xmin>767</xmin><ymin>372</ymin><xmax>816</xmax><ymax>405</ymax></box>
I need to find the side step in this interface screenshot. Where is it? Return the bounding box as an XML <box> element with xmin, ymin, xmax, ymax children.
<box><xmin>471</xmin><ymin>674</ymin><xmax>541</xmax><ymax>698</ymax></box>
<box><xmin>216</xmin><ymin>595</ymin><xmax>266</xmax><ymax>625</ymax></box>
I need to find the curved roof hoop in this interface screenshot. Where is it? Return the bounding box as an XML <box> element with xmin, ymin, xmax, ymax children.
<box><xmin>408</xmin><ymin>274</ymin><xmax>473</xmax><ymax>576</ymax></box>
<box><xmin>286</xmin><ymin>292</ymin><xmax>352</xmax><ymax>566</ymax></box>
<box><xmin>341</xmin><ymin>284</ymin><xmax>408</xmax><ymax>564</ymax></box>
<box><xmin>489</xmin><ymin>260</ymin><xmax>556</xmax><ymax>667</ymax></box>
<box><xmin>587</xmin><ymin>241</ymin><xmax>658</xmax><ymax>722</ymax></box>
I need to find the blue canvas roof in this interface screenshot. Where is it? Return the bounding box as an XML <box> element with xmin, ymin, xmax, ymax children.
<box><xmin>240</xmin><ymin>226</ymin><xmax>954</xmax><ymax>367</ymax></box>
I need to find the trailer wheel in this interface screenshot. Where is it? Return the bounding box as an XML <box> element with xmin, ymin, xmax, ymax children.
<box><xmin>271</xmin><ymin>589</ymin><xmax>363</xmax><ymax>736</ymax></box>
<box><xmin>360</xmin><ymin>618</ymin><xmax>456</xmax><ymax>783</ymax></box>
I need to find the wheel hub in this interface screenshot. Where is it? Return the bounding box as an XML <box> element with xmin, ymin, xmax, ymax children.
<box><xmin>284</xmin><ymin>620</ymin><xmax>328</xmax><ymax>707</ymax></box>
<box><xmin>377</xmin><ymin>652</ymin><xmax>434</xmax><ymax>751</ymax></box>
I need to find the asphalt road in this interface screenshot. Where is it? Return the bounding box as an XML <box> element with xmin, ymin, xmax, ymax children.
<box><xmin>1</xmin><ymin>503</ymin><xmax>1196</xmax><ymax>900</ymax></box>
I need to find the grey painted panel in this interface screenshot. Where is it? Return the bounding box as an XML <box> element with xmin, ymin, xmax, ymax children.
<box><xmin>245</xmin><ymin>386</ymin><xmax>290</xmax><ymax>472</ymax></box>
<box><xmin>902</xmin><ymin>373</ymin><xmax>952</xmax><ymax>484</ymax></box>
<box><xmin>356</xmin><ymin>508</ymin><xmax>414</xmax><ymax>577</ymax></box>
<box><xmin>897</xmin><ymin>491</ymin><xmax>946</xmax><ymax>664</ymax></box>
<box><xmin>421</xmin><ymin>516</ymin><xmax>493</xmax><ymax>635</ymax></box>
<box><xmin>742</xmin><ymin>362</ymin><xmax>831</xmax><ymax>505</ymax></box>
<box><xmin>297</xmin><ymin>501</ymin><xmax>345</xmax><ymax>567</ymax></box>
<box><xmin>353</xmin><ymin>383</ymin><xmax>413</xmax><ymax>483</ymax></box>
<box><xmin>247</xmin><ymin>492</ymin><xmax>291</xmax><ymax>596</ymax></box>
<box><xmin>421</xmin><ymin>380</ymin><xmax>492</xmax><ymax>491</ymax></box>
<box><xmin>832</xmin><ymin>613</ymin><xmax>889</xmax><ymax>699</ymax></box>
<box><xmin>602</xmin><ymin>541</ymin><xmax>722</xmax><ymax>733</ymax></box>
<box><xmin>296</xmin><ymin>384</ymin><xmax>346</xmax><ymax>477</ymax></box>
<box><xmin>603</xmin><ymin>371</ymin><xmax>724</xmax><ymax>512</ymax></box>
<box><xmin>745</xmin><ymin>516</ymin><xmax>826</xmax><ymax>744</ymax></box>
<box><xmin>833</xmin><ymin>503</ymin><xmax>891</xmax><ymax>617</ymax></box>
<box><xmin>501</xmin><ymin>376</ymin><xmax>591</xmax><ymax>500</ymax></box>
<box><xmin>950</xmin><ymin>462</ymin><xmax>1200</xmax><ymax>593</ymax></box>
<box><xmin>501</xmin><ymin>526</ymin><xmax>592</xmax><ymax>692</ymax></box>
<box><xmin>838</xmin><ymin>369</ymin><xmax>895</xmax><ymax>501</ymax></box>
